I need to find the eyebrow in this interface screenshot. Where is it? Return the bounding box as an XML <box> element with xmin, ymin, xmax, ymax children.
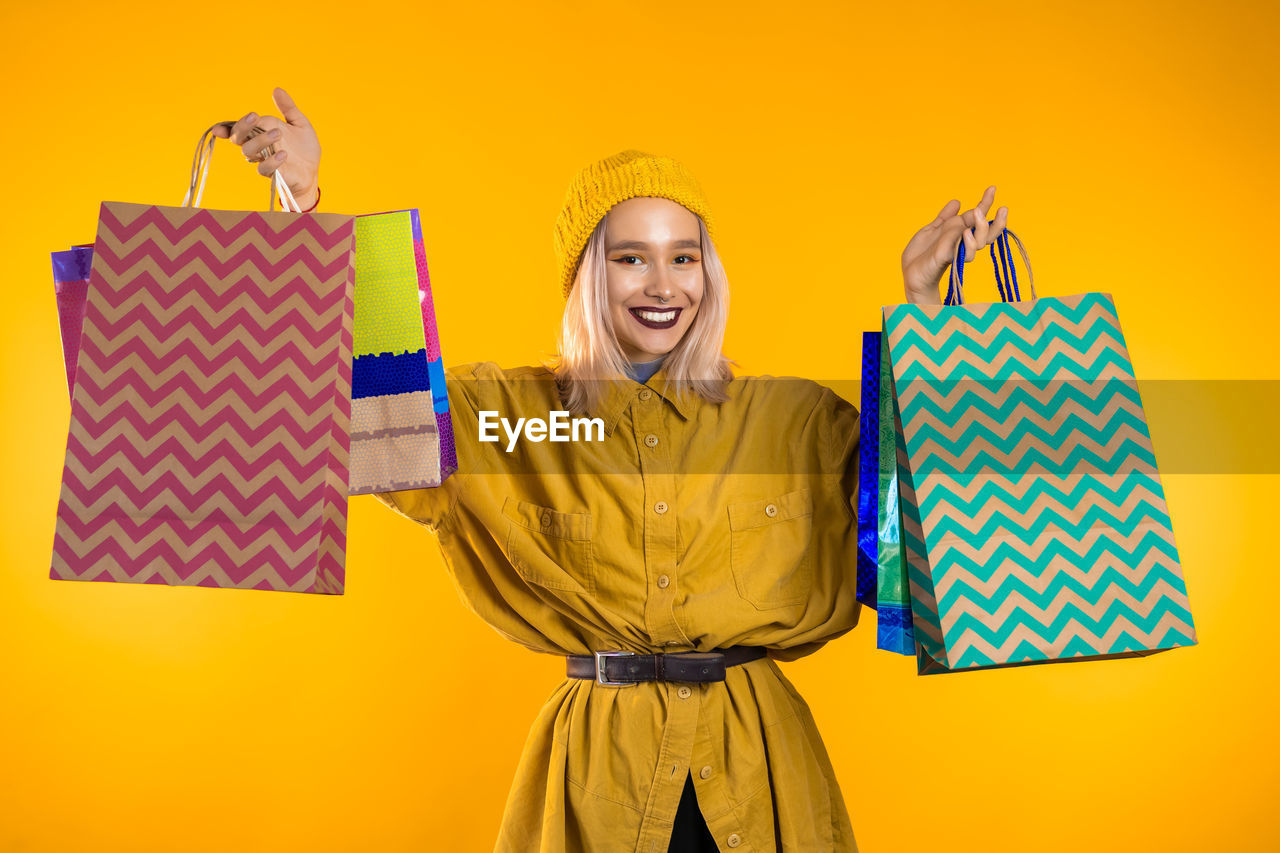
<box><xmin>607</xmin><ymin>239</ymin><xmax>702</xmax><ymax>251</ymax></box>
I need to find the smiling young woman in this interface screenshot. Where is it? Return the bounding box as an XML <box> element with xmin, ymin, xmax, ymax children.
<box><xmin>555</xmin><ymin>181</ymin><xmax>734</xmax><ymax>416</ymax></box>
<box><xmin>220</xmin><ymin>90</ymin><xmax>1007</xmax><ymax>853</ymax></box>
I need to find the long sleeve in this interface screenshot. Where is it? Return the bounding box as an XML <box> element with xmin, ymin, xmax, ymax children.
<box><xmin>817</xmin><ymin>384</ymin><xmax>862</xmax><ymax>522</ymax></box>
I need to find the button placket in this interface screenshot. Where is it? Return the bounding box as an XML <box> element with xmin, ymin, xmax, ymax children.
<box><xmin>633</xmin><ymin>395</ymin><xmax>686</xmax><ymax>646</ymax></box>
<box><xmin>688</xmin><ymin>703</ymin><xmax>738</xmax><ymax>845</ymax></box>
<box><xmin>635</xmin><ymin>681</ymin><xmax>703</xmax><ymax>851</ymax></box>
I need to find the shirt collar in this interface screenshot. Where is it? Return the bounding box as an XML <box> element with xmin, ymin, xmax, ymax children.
<box><xmin>591</xmin><ymin>361</ymin><xmax>696</xmax><ymax>436</ymax></box>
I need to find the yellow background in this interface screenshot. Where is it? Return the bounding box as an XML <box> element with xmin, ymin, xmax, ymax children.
<box><xmin>2</xmin><ymin>0</ymin><xmax>1275</xmax><ymax>850</ymax></box>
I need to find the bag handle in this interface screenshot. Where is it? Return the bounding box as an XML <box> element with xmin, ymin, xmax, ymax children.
<box><xmin>180</xmin><ymin>122</ymin><xmax>302</xmax><ymax>213</ymax></box>
<box><xmin>942</xmin><ymin>225</ymin><xmax>1036</xmax><ymax>306</ymax></box>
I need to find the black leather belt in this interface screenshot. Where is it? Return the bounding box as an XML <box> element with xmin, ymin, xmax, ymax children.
<box><xmin>567</xmin><ymin>646</ymin><xmax>767</xmax><ymax>686</ymax></box>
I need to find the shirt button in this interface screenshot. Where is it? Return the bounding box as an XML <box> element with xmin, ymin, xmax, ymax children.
<box><xmin>764</xmin><ymin>503</ymin><xmax>778</xmax><ymax>518</ymax></box>
<box><xmin>644</xmin><ymin>433</ymin><xmax>659</xmax><ymax>448</ymax></box>
<box><xmin>657</xmin><ymin>574</ymin><xmax>670</xmax><ymax>589</ymax></box>
<box><xmin>677</xmin><ymin>686</ymin><xmax>692</xmax><ymax>699</ymax></box>
<box><xmin>638</xmin><ymin>389</ymin><xmax>653</xmax><ymax>401</ymax></box>
<box><xmin>654</xmin><ymin>501</ymin><xmax>668</xmax><ymax>514</ymax></box>
<box><xmin>727</xmin><ymin>833</ymin><xmax>741</xmax><ymax>848</ymax></box>
<box><xmin>699</xmin><ymin>765</ymin><xmax>713</xmax><ymax>779</ymax></box>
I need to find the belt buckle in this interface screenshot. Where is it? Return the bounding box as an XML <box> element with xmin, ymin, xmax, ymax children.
<box><xmin>595</xmin><ymin>650</ymin><xmax>638</xmax><ymax>687</ymax></box>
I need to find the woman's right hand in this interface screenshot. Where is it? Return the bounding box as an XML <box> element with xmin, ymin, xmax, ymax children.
<box><xmin>212</xmin><ymin>87</ymin><xmax>321</xmax><ymax>210</ymax></box>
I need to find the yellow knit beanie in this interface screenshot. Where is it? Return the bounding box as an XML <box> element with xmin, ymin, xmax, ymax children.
<box><xmin>554</xmin><ymin>150</ymin><xmax>716</xmax><ymax>298</ymax></box>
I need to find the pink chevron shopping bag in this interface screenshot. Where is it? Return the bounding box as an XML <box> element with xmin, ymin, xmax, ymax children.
<box><xmin>50</xmin><ymin>201</ymin><xmax>357</xmax><ymax>594</ymax></box>
<box><xmin>52</xmin><ymin>211</ymin><xmax>458</xmax><ymax>496</ymax></box>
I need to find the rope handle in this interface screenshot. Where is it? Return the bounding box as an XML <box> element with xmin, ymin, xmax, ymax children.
<box><xmin>180</xmin><ymin>121</ymin><xmax>302</xmax><ymax>213</ymax></box>
<box><xmin>943</xmin><ymin>225</ymin><xmax>1036</xmax><ymax>306</ymax></box>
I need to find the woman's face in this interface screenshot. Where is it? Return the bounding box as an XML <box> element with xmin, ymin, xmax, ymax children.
<box><xmin>604</xmin><ymin>196</ymin><xmax>704</xmax><ymax>363</ymax></box>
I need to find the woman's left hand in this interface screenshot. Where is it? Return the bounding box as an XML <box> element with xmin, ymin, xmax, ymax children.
<box><xmin>900</xmin><ymin>186</ymin><xmax>1008</xmax><ymax>305</ymax></box>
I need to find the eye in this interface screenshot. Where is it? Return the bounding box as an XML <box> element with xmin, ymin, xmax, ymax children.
<box><xmin>613</xmin><ymin>255</ymin><xmax>642</xmax><ymax>265</ymax></box>
<box><xmin>674</xmin><ymin>254</ymin><xmax>699</xmax><ymax>264</ymax></box>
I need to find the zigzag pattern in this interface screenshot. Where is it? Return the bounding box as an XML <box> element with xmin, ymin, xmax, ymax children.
<box><xmin>949</xmin><ymin>611</ymin><xmax>1195</xmax><ymax>670</ymax></box>
<box><xmin>884</xmin><ymin>293</ymin><xmax>1196</xmax><ymax>670</ymax></box>
<box><xmin>932</xmin><ymin>538</ymin><xmax>1183</xmax><ymax>605</ymax></box>
<box><xmin>99</xmin><ymin>203</ymin><xmax>354</xmax><ymax>257</ymax></box>
<box><xmin>917</xmin><ymin>470</ymin><xmax>1169</xmax><ymax>526</ymax></box>
<box><xmin>909</xmin><ymin>414</ymin><xmax>1158</xmax><ymax>480</ymax></box>
<box><xmin>51</xmin><ymin>202</ymin><xmax>356</xmax><ymax>595</ymax></box>
<box><xmin>899</xmin><ymin>375</ymin><xmax>1145</xmax><ymax>447</ymax></box>
<box><xmin>886</xmin><ymin>293</ymin><xmax>1129</xmax><ymax>379</ymax></box>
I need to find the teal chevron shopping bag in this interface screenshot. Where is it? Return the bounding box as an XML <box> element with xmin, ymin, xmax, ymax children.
<box><xmin>883</xmin><ymin>230</ymin><xmax>1197</xmax><ymax>674</ymax></box>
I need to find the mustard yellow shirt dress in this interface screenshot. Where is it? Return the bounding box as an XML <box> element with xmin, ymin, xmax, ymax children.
<box><xmin>373</xmin><ymin>360</ymin><xmax>863</xmax><ymax>852</ymax></box>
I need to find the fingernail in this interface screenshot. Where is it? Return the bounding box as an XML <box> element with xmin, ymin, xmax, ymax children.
<box><xmin>246</xmin><ymin>112</ymin><xmax>257</xmax><ymax>122</ymax></box>
<box><xmin>270</xmin><ymin>129</ymin><xmax>280</xmax><ymax>139</ymax></box>
<box><xmin>276</xmin><ymin>152</ymin><xmax>286</xmax><ymax>160</ymax></box>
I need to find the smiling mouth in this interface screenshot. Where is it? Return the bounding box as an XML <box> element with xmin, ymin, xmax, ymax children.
<box><xmin>629</xmin><ymin>307</ymin><xmax>681</xmax><ymax>330</ymax></box>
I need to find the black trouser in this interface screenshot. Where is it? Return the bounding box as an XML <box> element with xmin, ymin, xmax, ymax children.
<box><xmin>667</xmin><ymin>771</ymin><xmax>719</xmax><ymax>852</ymax></box>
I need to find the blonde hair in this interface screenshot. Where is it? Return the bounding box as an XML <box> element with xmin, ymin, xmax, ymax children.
<box><xmin>552</xmin><ymin>212</ymin><xmax>733</xmax><ymax>415</ymax></box>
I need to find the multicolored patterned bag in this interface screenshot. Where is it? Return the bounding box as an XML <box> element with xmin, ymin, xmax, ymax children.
<box><xmin>349</xmin><ymin>209</ymin><xmax>455</xmax><ymax>494</ymax></box>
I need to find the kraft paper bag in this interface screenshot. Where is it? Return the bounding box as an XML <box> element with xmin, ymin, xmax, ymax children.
<box><xmin>882</xmin><ymin>230</ymin><xmax>1197</xmax><ymax>673</ymax></box>
<box><xmin>52</xmin><ymin>210</ymin><xmax>455</xmax><ymax>497</ymax></box>
<box><xmin>50</xmin><ymin>201</ymin><xmax>357</xmax><ymax>594</ymax></box>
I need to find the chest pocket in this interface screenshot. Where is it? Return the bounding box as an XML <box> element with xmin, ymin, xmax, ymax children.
<box><xmin>501</xmin><ymin>497</ymin><xmax>595</xmax><ymax>595</ymax></box>
<box><xmin>728</xmin><ymin>487</ymin><xmax>813</xmax><ymax>609</ymax></box>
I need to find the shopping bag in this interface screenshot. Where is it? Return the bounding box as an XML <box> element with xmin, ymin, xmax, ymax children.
<box><xmin>51</xmin><ymin>126</ymin><xmax>358</xmax><ymax>593</ymax></box>
<box><xmin>883</xmin><ymin>229</ymin><xmax>1197</xmax><ymax>673</ymax></box>
<box><xmin>855</xmin><ymin>331</ymin><xmax>881</xmax><ymax>608</ymax></box>
<box><xmin>349</xmin><ymin>209</ymin><xmax>456</xmax><ymax>493</ymax></box>
<box><xmin>876</xmin><ymin>232</ymin><xmax>1024</xmax><ymax>656</ymax></box>
<box><xmin>876</xmin><ymin>331</ymin><xmax>915</xmax><ymax>654</ymax></box>
<box><xmin>53</xmin><ymin>210</ymin><xmax>455</xmax><ymax>495</ymax></box>
<box><xmin>52</xmin><ymin>245</ymin><xmax>94</xmax><ymax>396</ymax></box>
